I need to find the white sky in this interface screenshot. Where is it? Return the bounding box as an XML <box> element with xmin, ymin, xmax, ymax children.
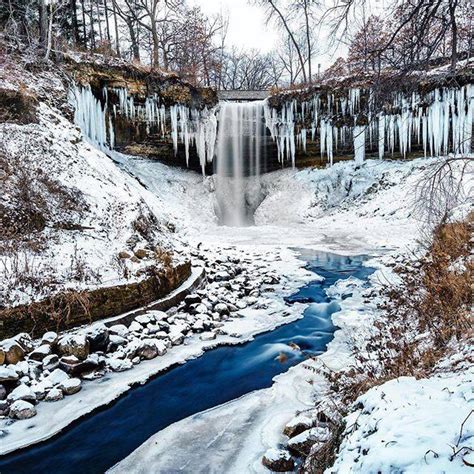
<box><xmin>190</xmin><ymin>0</ymin><xmax>279</xmax><ymax>53</ymax></box>
<box><xmin>190</xmin><ymin>0</ymin><xmax>392</xmax><ymax>69</ymax></box>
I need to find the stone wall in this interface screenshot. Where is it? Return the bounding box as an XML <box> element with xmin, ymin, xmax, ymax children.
<box><xmin>0</xmin><ymin>262</ymin><xmax>191</xmax><ymax>339</ymax></box>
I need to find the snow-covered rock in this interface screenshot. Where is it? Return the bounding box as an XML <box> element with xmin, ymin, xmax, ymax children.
<box><xmin>58</xmin><ymin>378</ymin><xmax>82</xmax><ymax>395</ymax></box>
<box><xmin>57</xmin><ymin>334</ymin><xmax>90</xmax><ymax>360</ymax></box>
<box><xmin>46</xmin><ymin>369</ymin><xmax>70</xmax><ymax>386</ymax></box>
<box><xmin>262</xmin><ymin>448</ymin><xmax>294</xmax><ymax>472</ymax></box>
<box><xmin>45</xmin><ymin>388</ymin><xmax>64</xmax><ymax>402</ymax></box>
<box><xmin>7</xmin><ymin>384</ymin><xmax>36</xmax><ymax>403</ymax></box>
<box><xmin>29</xmin><ymin>344</ymin><xmax>52</xmax><ymax>362</ymax></box>
<box><xmin>9</xmin><ymin>400</ymin><xmax>37</xmax><ymax>420</ymax></box>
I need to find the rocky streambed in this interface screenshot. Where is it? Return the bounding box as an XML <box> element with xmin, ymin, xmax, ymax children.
<box><xmin>0</xmin><ymin>248</ymin><xmax>373</xmax><ymax>473</ymax></box>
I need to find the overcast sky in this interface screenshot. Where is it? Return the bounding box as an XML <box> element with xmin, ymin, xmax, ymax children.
<box><xmin>190</xmin><ymin>0</ymin><xmax>392</xmax><ymax>69</ymax></box>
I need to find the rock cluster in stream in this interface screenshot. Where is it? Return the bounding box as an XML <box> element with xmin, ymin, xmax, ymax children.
<box><xmin>262</xmin><ymin>405</ymin><xmax>335</xmax><ymax>472</ymax></box>
<box><xmin>0</xmin><ymin>247</ymin><xmax>281</xmax><ymax>422</ymax></box>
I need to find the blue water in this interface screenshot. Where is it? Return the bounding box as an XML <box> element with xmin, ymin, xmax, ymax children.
<box><xmin>0</xmin><ymin>250</ymin><xmax>373</xmax><ymax>474</ymax></box>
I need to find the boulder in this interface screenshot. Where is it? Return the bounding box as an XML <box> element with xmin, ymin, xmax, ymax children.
<box><xmin>1</xmin><ymin>339</ymin><xmax>25</xmax><ymax>364</ymax></box>
<box><xmin>129</xmin><ymin>321</ymin><xmax>143</xmax><ymax>332</ymax></box>
<box><xmin>46</xmin><ymin>368</ymin><xmax>70</xmax><ymax>386</ymax></box>
<box><xmin>0</xmin><ymin>348</ymin><xmax>5</xmax><ymax>365</ymax></box>
<box><xmin>13</xmin><ymin>333</ymin><xmax>35</xmax><ymax>353</ymax></box>
<box><xmin>0</xmin><ymin>366</ymin><xmax>19</xmax><ymax>383</ymax></box>
<box><xmin>107</xmin><ymin>335</ymin><xmax>128</xmax><ymax>352</ymax></box>
<box><xmin>283</xmin><ymin>414</ymin><xmax>315</xmax><ymax>438</ymax></box>
<box><xmin>200</xmin><ymin>332</ymin><xmax>216</xmax><ymax>341</ymax></box>
<box><xmin>42</xmin><ymin>354</ymin><xmax>60</xmax><ymax>371</ymax></box>
<box><xmin>149</xmin><ymin>310</ymin><xmax>168</xmax><ymax>322</ymax></box>
<box><xmin>45</xmin><ymin>388</ymin><xmax>64</xmax><ymax>402</ymax></box>
<box><xmin>0</xmin><ymin>400</ymin><xmax>9</xmax><ymax>416</ymax></box>
<box><xmin>86</xmin><ymin>324</ymin><xmax>110</xmax><ymax>353</ymax></box>
<box><xmin>192</xmin><ymin>320</ymin><xmax>205</xmax><ymax>332</ymax></box>
<box><xmin>7</xmin><ymin>384</ymin><xmax>36</xmax><ymax>403</ymax></box>
<box><xmin>185</xmin><ymin>294</ymin><xmax>201</xmax><ymax>305</ymax></box>
<box><xmin>135</xmin><ymin>314</ymin><xmax>152</xmax><ymax>325</ymax></box>
<box><xmin>118</xmin><ymin>251</ymin><xmax>131</xmax><ymax>259</ymax></box>
<box><xmin>214</xmin><ymin>303</ymin><xmax>230</xmax><ymax>316</ymax></box>
<box><xmin>214</xmin><ymin>271</ymin><xmax>231</xmax><ymax>282</ymax></box>
<box><xmin>0</xmin><ymin>384</ymin><xmax>6</xmax><ymax>400</ymax></box>
<box><xmin>57</xmin><ymin>334</ymin><xmax>90</xmax><ymax>360</ymax></box>
<box><xmin>32</xmin><ymin>380</ymin><xmax>53</xmax><ymax>400</ymax></box>
<box><xmin>134</xmin><ymin>248</ymin><xmax>148</xmax><ymax>259</ymax></box>
<box><xmin>29</xmin><ymin>344</ymin><xmax>52</xmax><ymax>362</ymax></box>
<box><xmin>138</xmin><ymin>340</ymin><xmax>167</xmax><ymax>360</ymax></box>
<box><xmin>9</xmin><ymin>400</ymin><xmax>37</xmax><ymax>419</ymax></box>
<box><xmin>262</xmin><ymin>449</ymin><xmax>294</xmax><ymax>472</ymax></box>
<box><xmin>287</xmin><ymin>427</ymin><xmax>330</xmax><ymax>456</ymax></box>
<box><xmin>58</xmin><ymin>378</ymin><xmax>82</xmax><ymax>395</ymax></box>
<box><xmin>59</xmin><ymin>355</ymin><xmax>99</xmax><ymax>376</ymax></box>
<box><xmin>169</xmin><ymin>331</ymin><xmax>184</xmax><ymax>346</ymax></box>
<box><xmin>107</xmin><ymin>357</ymin><xmax>133</xmax><ymax>372</ymax></box>
<box><xmin>41</xmin><ymin>331</ymin><xmax>58</xmax><ymax>345</ymax></box>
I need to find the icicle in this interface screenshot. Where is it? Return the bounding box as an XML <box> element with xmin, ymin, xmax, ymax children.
<box><xmin>353</xmin><ymin>125</ymin><xmax>366</xmax><ymax>164</ymax></box>
<box><xmin>378</xmin><ymin>114</ymin><xmax>385</xmax><ymax>159</ymax></box>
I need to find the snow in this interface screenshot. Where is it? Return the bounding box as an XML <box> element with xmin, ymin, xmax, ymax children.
<box><xmin>331</xmin><ymin>369</ymin><xmax>474</xmax><ymax>473</ymax></box>
<box><xmin>0</xmin><ymin>100</ymin><xmax>179</xmax><ymax>306</ymax></box>
<box><xmin>108</xmin><ymin>153</ymin><xmax>473</xmax><ymax>474</ymax></box>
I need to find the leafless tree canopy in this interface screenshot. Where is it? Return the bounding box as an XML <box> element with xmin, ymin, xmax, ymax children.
<box><xmin>0</xmin><ymin>0</ymin><xmax>471</xmax><ymax>87</ymax></box>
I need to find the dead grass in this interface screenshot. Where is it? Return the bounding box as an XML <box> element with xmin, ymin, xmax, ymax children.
<box><xmin>306</xmin><ymin>211</ymin><xmax>473</xmax><ymax>471</ymax></box>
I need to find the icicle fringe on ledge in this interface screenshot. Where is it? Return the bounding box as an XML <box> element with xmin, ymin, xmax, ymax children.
<box><xmin>69</xmin><ymin>83</ymin><xmax>473</xmax><ymax>173</ymax></box>
<box><xmin>69</xmin><ymin>84</ymin><xmax>217</xmax><ymax>174</ymax></box>
<box><xmin>263</xmin><ymin>84</ymin><xmax>473</xmax><ymax>165</ymax></box>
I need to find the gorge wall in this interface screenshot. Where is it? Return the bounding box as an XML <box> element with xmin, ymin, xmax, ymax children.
<box><xmin>68</xmin><ymin>56</ymin><xmax>473</xmax><ymax>177</ymax></box>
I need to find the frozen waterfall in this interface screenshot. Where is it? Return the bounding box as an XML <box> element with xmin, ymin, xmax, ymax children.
<box><xmin>214</xmin><ymin>101</ymin><xmax>268</xmax><ymax>227</ymax></box>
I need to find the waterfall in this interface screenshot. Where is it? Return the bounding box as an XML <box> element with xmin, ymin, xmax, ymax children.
<box><xmin>214</xmin><ymin>101</ymin><xmax>267</xmax><ymax>227</ymax></box>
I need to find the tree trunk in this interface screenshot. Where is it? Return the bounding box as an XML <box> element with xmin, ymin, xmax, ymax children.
<box><xmin>449</xmin><ymin>0</ymin><xmax>458</xmax><ymax>71</ymax></box>
<box><xmin>96</xmin><ymin>0</ymin><xmax>103</xmax><ymax>43</ymax></box>
<box><xmin>127</xmin><ymin>19</ymin><xmax>140</xmax><ymax>61</ymax></box>
<box><xmin>89</xmin><ymin>1</ymin><xmax>96</xmax><ymax>49</ymax></box>
<box><xmin>268</xmin><ymin>0</ymin><xmax>307</xmax><ymax>83</ymax></box>
<box><xmin>70</xmin><ymin>0</ymin><xmax>80</xmax><ymax>44</ymax></box>
<box><xmin>45</xmin><ymin>3</ymin><xmax>54</xmax><ymax>60</ymax></box>
<box><xmin>104</xmin><ymin>0</ymin><xmax>112</xmax><ymax>46</ymax></box>
<box><xmin>304</xmin><ymin>2</ymin><xmax>312</xmax><ymax>82</ymax></box>
<box><xmin>39</xmin><ymin>0</ymin><xmax>48</xmax><ymax>47</ymax></box>
<box><xmin>112</xmin><ymin>0</ymin><xmax>120</xmax><ymax>55</ymax></box>
<box><xmin>80</xmin><ymin>0</ymin><xmax>87</xmax><ymax>48</ymax></box>
<box><xmin>151</xmin><ymin>24</ymin><xmax>159</xmax><ymax>68</ymax></box>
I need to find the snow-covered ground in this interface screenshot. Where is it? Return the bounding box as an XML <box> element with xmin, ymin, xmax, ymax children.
<box><xmin>0</xmin><ymin>102</ymin><xmax>184</xmax><ymax>307</ymax></box>
<box><xmin>108</xmin><ymin>154</ymin><xmax>473</xmax><ymax>473</ymax></box>
<box><xmin>2</xmin><ymin>76</ymin><xmax>472</xmax><ymax>471</ymax></box>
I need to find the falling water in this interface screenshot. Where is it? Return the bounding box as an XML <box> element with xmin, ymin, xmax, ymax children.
<box><xmin>214</xmin><ymin>101</ymin><xmax>268</xmax><ymax>227</ymax></box>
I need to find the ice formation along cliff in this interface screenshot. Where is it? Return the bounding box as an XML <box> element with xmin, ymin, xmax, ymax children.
<box><xmin>70</xmin><ymin>83</ymin><xmax>473</xmax><ymax>173</ymax></box>
<box><xmin>264</xmin><ymin>84</ymin><xmax>474</xmax><ymax>165</ymax></box>
<box><xmin>69</xmin><ymin>84</ymin><xmax>217</xmax><ymax>174</ymax></box>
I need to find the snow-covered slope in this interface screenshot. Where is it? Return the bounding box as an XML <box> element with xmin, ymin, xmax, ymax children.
<box><xmin>1</xmin><ymin>101</ymin><xmax>180</xmax><ymax>307</ymax></box>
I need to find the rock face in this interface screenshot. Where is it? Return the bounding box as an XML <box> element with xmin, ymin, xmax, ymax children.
<box><xmin>0</xmin><ymin>261</ymin><xmax>191</xmax><ymax>338</ymax></box>
<box><xmin>9</xmin><ymin>400</ymin><xmax>37</xmax><ymax>419</ymax></box>
<box><xmin>262</xmin><ymin>449</ymin><xmax>295</xmax><ymax>472</ymax></box>
<box><xmin>57</xmin><ymin>334</ymin><xmax>90</xmax><ymax>360</ymax></box>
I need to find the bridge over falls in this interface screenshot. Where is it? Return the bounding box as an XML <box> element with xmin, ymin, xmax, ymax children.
<box><xmin>217</xmin><ymin>90</ymin><xmax>271</xmax><ymax>101</ymax></box>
